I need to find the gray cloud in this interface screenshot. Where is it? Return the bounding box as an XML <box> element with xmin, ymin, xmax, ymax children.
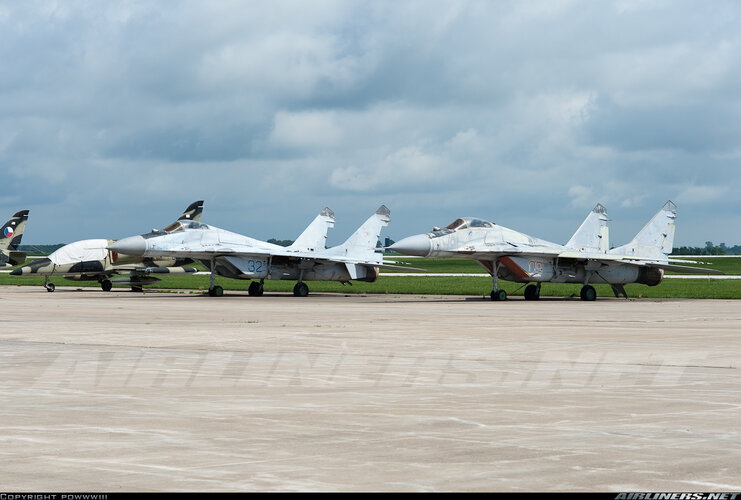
<box><xmin>1</xmin><ymin>0</ymin><xmax>739</xmax><ymax>246</ymax></box>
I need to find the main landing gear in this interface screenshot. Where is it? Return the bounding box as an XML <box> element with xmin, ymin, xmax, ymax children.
<box><xmin>248</xmin><ymin>280</ymin><xmax>264</xmax><ymax>296</ymax></box>
<box><xmin>44</xmin><ymin>277</ymin><xmax>55</xmax><ymax>292</ymax></box>
<box><xmin>580</xmin><ymin>284</ymin><xmax>596</xmax><ymax>301</ymax></box>
<box><xmin>100</xmin><ymin>279</ymin><xmax>113</xmax><ymax>292</ymax></box>
<box><xmin>293</xmin><ymin>282</ymin><xmax>309</xmax><ymax>297</ymax></box>
<box><xmin>524</xmin><ymin>283</ymin><xmax>541</xmax><ymax>301</ymax></box>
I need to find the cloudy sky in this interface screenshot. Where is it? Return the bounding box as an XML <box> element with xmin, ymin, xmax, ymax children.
<box><xmin>2</xmin><ymin>0</ymin><xmax>740</xmax><ymax>247</ymax></box>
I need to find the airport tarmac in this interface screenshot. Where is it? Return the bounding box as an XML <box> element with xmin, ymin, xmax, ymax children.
<box><xmin>1</xmin><ymin>285</ymin><xmax>739</xmax><ymax>492</ymax></box>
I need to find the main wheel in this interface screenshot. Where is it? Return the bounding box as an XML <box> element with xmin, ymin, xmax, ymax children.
<box><xmin>293</xmin><ymin>282</ymin><xmax>309</xmax><ymax>297</ymax></box>
<box><xmin>248</xmin><ymin>281</ymin><xmax>264</xmax><ymax>296</ymax></box>
<box><xmin>101</xmin><ymin>279</ymin><xmax>113</xmax><ymax>292</ymax></box>
<box><xmin>46</xmin><ymin>283</ymin><xmax>56</xmax><ymax>292</ymax></box>
<box><xmin>209</xmin><ymin>285</ymin><xmax>224</xmax><ymax>297</ymax></box>
<box><xmin>132</xmin><ymin>286</ymin><xmax>143</xmax><ymax>293</ymax></box>
<box><xmin>580</xmin><ymin>285</ymin><xmax>596</xmax><ymax>301</ymax></box>
<box><xmin>524</xmin><ymin>284</ymin><xmax>539</xmax><ymax>301</ymax></box>
<box><xmin>490</xmin><ymin>289</ymin><xmax>507</xmax><ymax>301</ymax></box>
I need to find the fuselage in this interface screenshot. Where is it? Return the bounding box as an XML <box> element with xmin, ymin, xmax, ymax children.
<box><xmin>10</xmin><ymin>239</ymin><xmax>187</xmax><ymax>280</ymax></box>
<box><xmin>391</xmin><ymin>217</ymin><xmax>664</xmax><ymax>287</ymax></box>
<box><xmin>109</xmin><ymin>220</ymin><xmax>381</xmax><ymax>283</ymax></box>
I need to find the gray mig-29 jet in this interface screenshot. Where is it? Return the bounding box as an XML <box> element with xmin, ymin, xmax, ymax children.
<box><xmin>390</xmin><ymin>201</ymin><xmax>721</xmax><ymax>301</ymax></box>
<box><xmin>1</xmin><ymin>210</ymin><xmax>30</xmax><ymax>267</ymax></box>
<box><xmin>11</xmin><ymin>201</ymin><xmax>204</xmax><ymax>292</ymax></box>
<box><xmin>108</xmin><ymin>206</ymin><xmax>395</xmax><ymax>297</ymax></box>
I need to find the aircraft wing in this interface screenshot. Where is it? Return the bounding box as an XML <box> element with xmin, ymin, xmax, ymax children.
<box><xmin>556</xmin><ymin>251</ymin><xmax>723</xmax><ymax>274</ymax></box>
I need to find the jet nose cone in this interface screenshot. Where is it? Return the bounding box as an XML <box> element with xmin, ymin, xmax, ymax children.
<box><xmin>389</xmin><ymin>234</ymin><xmax>432</xmax><ymax>257</ymax></box>
<box><xmin>108</xmin><ymin>236</ymin><xmax>147</xmax><ymax>256</ymax></box>
<box><xmin>10</xmin><ymin>267</ymin><xmax>24</xmax><ymax>276</ymax></box>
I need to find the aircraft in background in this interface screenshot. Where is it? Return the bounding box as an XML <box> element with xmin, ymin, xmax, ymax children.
<box><xmin>390</xmin><ymin>201</ymin><xmax>722</xmax><ymax>301</ymax></box>
<box><xmin>1</xmin><ymin>210</ymin><xmax>30</xmax><ymax>267</ymax></box>
<box><xmin>11</xmin><ymin>201</ymin><xmax>204</xmax><ymax>292</ymax></box>
<box><xmin>108</xmin><ymin>205</ymin><xmax>401</xmax><ymax>297</ymax></box>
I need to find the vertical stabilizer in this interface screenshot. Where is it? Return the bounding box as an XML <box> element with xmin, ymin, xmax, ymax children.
<box><xmin>610</xmin><ymin>201</ymin><xmax>677</xmax><ymax>260</ymax></box>
<box><xmin>1</xmin><ymin>210</ymin><xmax>30</xmax><ymax>251</ymax></box>
<box><xmin>288</xmin><ymin>207</ymin><xmax>336</xmax><ymax>252</ymax></box>
<box><xmin>326</xmin><ymin>205</ymin><xmax>390</xmax><ymax>262</ymax></box>
<box><xmin>565</xmin><ymin>203</ymin><xmax>610</xmax><ymax>253</ymax></box>
<box><xmin>178</xmin><ymin>200</ymin><xmax>204</xmax><ymax>221</ymax></box>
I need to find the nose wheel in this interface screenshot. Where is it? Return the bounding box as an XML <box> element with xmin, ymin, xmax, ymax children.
<box><xmin>44</xmin><ymin>277</ymin><xmax>55</xmax><ymax>292</ymax></box>
<box><xmin>580</xmin><ymin>285</ymin><xmax>597</xmax><ymax>301</ymax></box>
<box><xmin>293</xmin><ymin>282</ymin><xmax>309</xmax><ymax>297</ymax></box>
<box><xmin>208</xmin><ymin>285</ymin><xmax>224</xmax><ymax>297</ymax></box>
<box><xmin>490</xmin><ymin>289</ymin><xmax>507</xmax><ymax>301</ymax></box>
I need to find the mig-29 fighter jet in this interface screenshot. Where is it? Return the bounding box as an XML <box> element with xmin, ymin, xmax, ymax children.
<box><xmin>390</xmin><ymin>201</ymin><xmax>721</xmax><ymax>301</ymax></box>
<box><xmin>108</xmin><ymin>206</ymin><xmax>394</xmax><ymax>297</ymax></box>
<box><xmin>1</xmin><ymin>210</ymin><xmax>30</xmax><ymax>267</ymax></box>
<box><xmin>11</xmin><ymin>201</ymin><xmax>203</xmax><ymax>292</ymax></box>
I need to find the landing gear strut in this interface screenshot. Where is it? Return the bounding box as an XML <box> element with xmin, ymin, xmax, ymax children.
<box><xmin>489</xmin><ymin>260</ymin><xmax>506</xmax><ymax>301</ymax></box>
<box><xmin>207</xmin><ymin>259</ymin><xmax>223</xmax><ymax>297</ymax></box>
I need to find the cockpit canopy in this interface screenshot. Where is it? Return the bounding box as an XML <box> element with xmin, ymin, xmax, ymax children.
<box><xmin>430</xmin><ymin>217</ymin><xmax>494</xmax><ymax>237</ymax></box>
<box><xmin>445</xmin><ymin>217</ymin><xmax>495</xmax><ymax>230</ymax></box>
<box><xmin>161</xmin><ymin>220</ymin><xmax>210</xmax><ymax>233</ymax></box>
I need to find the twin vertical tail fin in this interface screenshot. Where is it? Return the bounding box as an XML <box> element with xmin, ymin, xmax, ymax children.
<box><xmin>566</xmin><ymin>203</ymin><xmax>610</xmax><ymax>253</ymax></box>
<box><xmin>178</xmin><ymin>200</ymin><xmax>204</xmax><ymax>221</ymax></box>
<box><xmin>610</xmin><ymin>201</ymin><xmax>677</xmax><ymax>260</ymax></box>
<box><xmin>327</xmin><ymin>205</ymin><xmax>390</xmax><ymax>262</ymax></box>
<box><xmin>288</xmin><ymin>207</ymin><xmax>336</xmax><ymax>252</ymax></box>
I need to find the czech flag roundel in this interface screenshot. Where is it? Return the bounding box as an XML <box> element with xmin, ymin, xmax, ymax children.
<box><xmin>3</xmin><ymin>227</ymin><xmax>13</xmax><ymax>238</ymax></box>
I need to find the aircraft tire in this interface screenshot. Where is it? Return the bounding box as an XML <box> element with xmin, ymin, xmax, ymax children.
<box><xmin>490</xmin><ymin>289</ymin><xmax>507</xmax><ymax>301</ymax></box>
<box><xmin>101</xmin><ymin>279</ymin><xmax>113</xmax><ymax>292</ymax></box>
<box><xmin>46</xmin><ymin>283</ymin><xmax>55</xmax><ymax>292</ymax></box>
<box><xmin>293</xmin><ymin>282</ymin><xmax>309</xmax><ymax>297</ymax></box>
<box><xmin>524</xmin><ymin>284</ymin><xmax>539</xmax><ymax>301</ymax></box>
<box><xmin>248</xmin><ymin>281</ymin><xmax>264</xmax><ymax>296</ymax></box>
<box><xmin>580</xmin><ymin>285</ymin><xmax>596</xmax><ymax>301</ymax></box>
<box><xmin>132</xmin><ymin>286</ymin><xmax>143</xmax><ymax>293</ymax></box>
<box><xmin>209</xmin><ymin>285</ymin><xmax>224</xmax><ymax>297</ymax></box>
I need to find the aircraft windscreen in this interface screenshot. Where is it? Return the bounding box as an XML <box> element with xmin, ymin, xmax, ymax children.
<box><xmin>163</xmin><ymin>221</ymin><xmax>184</xmax><ymax>233</ymax></box>
<box><xmin>184</xmin><ymin>221</ymin><xmax>209</xmax><ymax>229</ymax></box>
<box><xmin>443</xmin><ymin>218</ymin><xmax>494</xmax><ymax>231</ymax></box>
<box><xmin>445</xmin><ymin>218</ymin><xmax>468</xmax><ymax>231</ymax></box>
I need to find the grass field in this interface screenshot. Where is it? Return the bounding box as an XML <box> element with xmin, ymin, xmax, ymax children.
<box><xmin>2</xmin><ymin>261</ymin><xmax>739</xmax><ymax>299</ymax></box>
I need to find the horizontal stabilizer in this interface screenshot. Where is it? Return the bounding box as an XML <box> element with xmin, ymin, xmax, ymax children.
<box><xmin>647</xmin><ymin>262</ymin><xmax>724</xmax><ymax>275</ymax></box>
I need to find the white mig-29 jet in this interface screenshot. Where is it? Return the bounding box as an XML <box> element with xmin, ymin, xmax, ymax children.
<box><xmin>109</xmin><ymin>206</ymin><xmax>398</xmax><ymax>297</ymax></box>
<box><xmin>390</xmin><ymin>201</ymin><xmax>721</xmax><ymax>301</ymax></box>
